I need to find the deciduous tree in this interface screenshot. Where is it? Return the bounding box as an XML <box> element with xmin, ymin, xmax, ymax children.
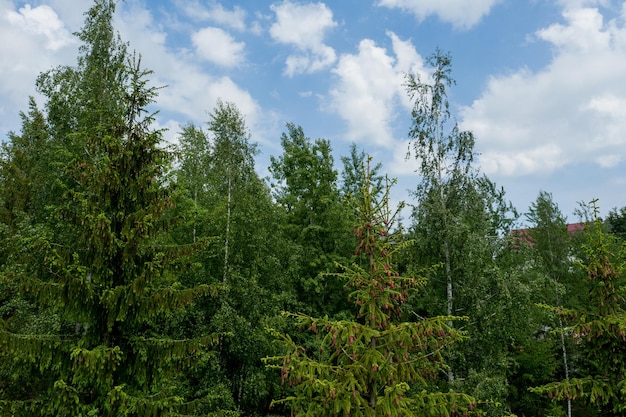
<box><xmin>405</xmin><ymin>50</ymin><xmax>519</xmax><ymax>415</ymax></box>
<box><xmin>532</xmin><ymin>201</ymin><xmax>626</xmax><ymax>415</ymax></box>
<box><xmin>269</xmin><ymin>123</ymin><xmax>352</xmax><ymax>316</ymax></box>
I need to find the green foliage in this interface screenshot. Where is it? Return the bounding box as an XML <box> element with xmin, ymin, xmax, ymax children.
<box><xmin>2</xmin><ymin>10</ymin><xmax>625</xmax><ymax>415</ymax></box>
<box><xmin>265</xmin><ymin>159</ymin><xmax>479</xmax><ymax>416</ymax></box>
<box><xmin>405</xmin><ymin>50</ymin><xmax>518</xmax><ymax>415</ymax></box>
<box><xmin>0</xmin><ymin>98</ymin><xmax>53</xmax><ymax>228</ymax></box>
<box><xmin>0</xmin><ymin>2</ymin><xmax>222</xmax><ymax>415</ymax></box>
<box><xmin>531</xmin><ymin>201</ymin><xmax>626</xmax><ymax>415</ymax></box>
<box><xmin>270</xmin><ymin>123</ymin><xmax>343</xmax><ymax>241</ymax></box>
<box><xmin>606</xmin><ymin>206</ymin><xmax>626</xmax><ymax>240</ymax></box>
<box><xmin>340</xmin><ymin>143</ymin><xmax>383</xmax><ymax>207</ymax></box>
<box><xmin>173</xmin><ymin>102</ymin><xmax>302</xmax><ymax>415</ymax></box>
<box><xmin>269</xmin><ymin>123</ymin><xmax>353</xmax><ymax>316</ymax></box>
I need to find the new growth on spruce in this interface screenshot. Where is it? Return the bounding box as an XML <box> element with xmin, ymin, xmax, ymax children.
<box><xmin>265</xmin><ymin>158</ymin><xmax>479</xmax><ymax>416</ymax></box>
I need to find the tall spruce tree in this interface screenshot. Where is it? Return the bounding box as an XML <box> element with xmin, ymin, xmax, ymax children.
<box><xmin>0</xmin><ymin>1</ymin><xmax>220</xmax><ymax>415</ymax></box>
<box><xmin>265</xmin><ymin>158</ymin><xmax>478</xmax><ymax>417</ymax></box>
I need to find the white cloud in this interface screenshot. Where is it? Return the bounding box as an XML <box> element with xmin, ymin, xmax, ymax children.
<box><xmin>536</xmin><ymin>7</ymin><xmax>610</xmax><ymax>51</ymax></box>
<box><xmin>207</xmin><ymin>3</ymin><xmax>247</xmax><ymax>31</ymax></box>
<box><xmin>179</xmin><ymin>1</ymin><xmax>247</xmax><ymax>31</ymax></box>
<box><xmin>6</xmin><ymin>4</ymin><xmax>74</xmax><ymax>50</ymax></box>
<box><xmin>0</xmin><ymin>0</ymin><xmax>78</xmax><ymax>136</ymax></box>
<box><xmin>270</xmin><ymin>1</ymin><xmax>337</xmax><ymax>76</ymax></box>
<box><xmin>479</xmin><ymin>144</ymin><xmax>566</xmax><ymax>177</ymax></box>
<box><xmin>114</xmin><ymin>2</ymin><xmax>259</xmax><ymax>127</ymax></box>
<box><xmin>328</xmin><ymin>32</ymin><xmax>426</xmax><ymax>149</ymax></box>
<box><xmin>44</xmin><ymin>0</ymin><xmax>89</xmax><ymax>30</ymax></box>
<box><xmin>192</xmin><ymin>26</ymin><xmax>246</xmax><ymax>67</ymax></box>
<box><xmin>0</xmin><ymin>0</ymin><xmax>265</xmax><ymax>147</ymax></box>
<box><xmin>460</xmin><ymin>5</ymin><xmax>626</xmax><ymax>177</ymax></box>
<box><xmin>377</xmin><ymin>0</ymin><xmax>500</xmax><ymax>30</ymax></box>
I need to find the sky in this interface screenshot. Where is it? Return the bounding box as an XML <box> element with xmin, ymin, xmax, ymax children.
<box><xmin>1</xmin><ymin>0</ymin><xmax>626</xmax><ymax>225</ymax></box>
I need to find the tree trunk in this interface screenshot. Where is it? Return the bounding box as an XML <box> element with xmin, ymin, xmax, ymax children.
<box><xmin>549</xmin><ymin>235</ymin><xmax>571</xmax><ymax>417</ymax></box>
<box><xmin>558</xmin><ymin>314</ymin><xmax>572</xmax><ymax>417</ymax></box>
<box><xmin>440</xmin><ymin>176</ymin><xmax>454</xmax><ymax>383</ymax></box>
<box><xmin>223</xmin><ymin>169</ymin><xmax>231</xmax><ymax>282</ymax></box>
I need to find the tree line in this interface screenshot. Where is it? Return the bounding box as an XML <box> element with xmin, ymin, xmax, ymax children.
<box><xmin>1</xmin><ymin>1</ymin><xmax>625</xmax><ymax>416</ymax></box>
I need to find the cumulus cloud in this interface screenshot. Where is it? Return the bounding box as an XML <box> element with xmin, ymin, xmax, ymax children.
<box><xmin>328</xmin><ymin>32</ymin><xmax>426</xmax><ymax>149</ymax></box>
<box><xmin>205</xmin><ymin>3</ymin><xmax>247</xmax><ymax>31</ymax></box>
<box><xmin>179</xmin><ymin>1</ymin><xmax>247</xmax><ymax>31</ymax></box>
<box><xmin>192</xmin><ymin>26</ymin><xmax>246</xmax><ymax>67</ymax></box>
<box><xmin>114</xmin><ymin>2</ymin><xmax>259</xmax><ymax>127</ymax></box>
<box><xmin>460</xmin><ymin>4</ymin><xmax>626</xmax><ymax>177</ymax></box>
<box><xmin>269</xmin><ymin>1</ymin><xmax>337</xmax><ymax>76</ymax></box>
<box><xmin>0</xmin><ymin>0</ymin><xmax>79</xmax><ymax>137</ymax></box>
<box><xmin>377</xmin><ymin>0</ymin><xmax>500</xmax><ymax>30</ymax></box>
<box><xmin>6</xmin><ymin>3</ymin><xmax>74</xmax><ymax>50</ymax></box>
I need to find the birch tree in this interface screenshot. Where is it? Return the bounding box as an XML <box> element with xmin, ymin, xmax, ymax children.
<box><xmin>532</xmin><ymin>201</ymin><xmax>626</xmax><ymax>415</ymax></box>
<box><xmin>405</xmin><ymin>51</ymin><xmax>518</xmax><ymax>414</ymax></box>
<box><xmin>526</xmin><ymin>191</ymin><xmax>577</xmax><ymax>417</ymax></box>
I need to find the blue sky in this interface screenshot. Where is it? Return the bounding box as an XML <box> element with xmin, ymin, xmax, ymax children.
<box><xmin>2</xmin><ymin>0</ymin><xmax>626</xmax><ymax>223</ymax></box>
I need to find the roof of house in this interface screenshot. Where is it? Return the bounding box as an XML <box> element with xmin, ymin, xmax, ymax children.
<box><xmin>509</xmin><ymin>222</ymin><xmax>585</xmax><ymax>248</ymax></box>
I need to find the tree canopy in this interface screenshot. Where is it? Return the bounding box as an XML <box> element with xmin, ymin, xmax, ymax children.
<box><xmin>0</xmin><ymin>2</ymin><xmax>623</xmax><ymax>416</ymax></box>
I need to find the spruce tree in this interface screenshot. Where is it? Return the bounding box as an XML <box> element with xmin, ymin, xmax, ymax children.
<box><xmin>0</xmin><ymin>1</ymin><xmax>220</xmax><ymax>415</ymax></box>
<box><xmin>265</xmin><ymin>158</ymin><xmax>478</xmax><ymax>417</ymax></box>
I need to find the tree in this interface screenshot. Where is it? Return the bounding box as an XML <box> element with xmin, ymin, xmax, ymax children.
<box><xmin>0</xmin><ymin>1</ymin><xmax>221</xmax><ymax>415</ymax></box>
<box><xmin>174</xmin><ymin>102</ymin><xmax>301</xmax><ymax>415</ymax></box>
<box><xmin>204</xmin><ymin>101</ymin><xmax>291</xmax><ymax>415</ymax></box>
<box><xmin>404</xmin><ymin>51</ymin><xmax>523</xmax><ymax>417</ymax></box>
<box><xmin>519</xmin><ymin>191</ymin><xmax>584</xmax><ymax>417</ymax></box>
<box><xmin>265</xmin><ymin>159</ymin><xmax>478</xmax><ymax>417</ymax></box>
<box><xmin>206</xmin><ymin>100</ymin><xmax>258</xmax><ymax>283</ymax></box>
<box><xmin>531</xmin><ymin>201</ymin><xmax>626</xmax><ymax>415</ymax></box>
<box><xmin>176</xmin><ymin>122</ymin><xmax>212</xmax><ymax>244</ymax></box>
<box><xmin>606</xmin><ymin>206</ymin><xmax>626</xmax><ymax>239</ymax></box>
<box><xmin>0</xmin><ymin>98</ymin><xmax>60</xmax><ymax>410</ymax></box>
<box><xmin>269</xmin><ymin>123</ymin><xmax>352</xmax><ymax>316</ymax></box>
<box><xmin>0</xmin><ymin>98</ymin><xmax>52</xmax><ymax>229</ymax></box>
<box><xmin>37</xmin><ymin>0</ymin><xmax>126</xmax><ymax>147</ymax></box>
<box><xmin>340</xmin><ymin>143</ymin><xmax>383</xmax><ymax>205</ymax></box>
<box><xmin>405</xmin><ymin>49</ymin><xmax>478</xmax><ymax>326</ymax></box>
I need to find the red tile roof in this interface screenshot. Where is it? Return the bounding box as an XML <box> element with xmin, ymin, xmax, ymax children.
<box><xmin>509</xmin><ymin>223</ymin><xmax>585</xmax><ymax>248</ymax></box>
